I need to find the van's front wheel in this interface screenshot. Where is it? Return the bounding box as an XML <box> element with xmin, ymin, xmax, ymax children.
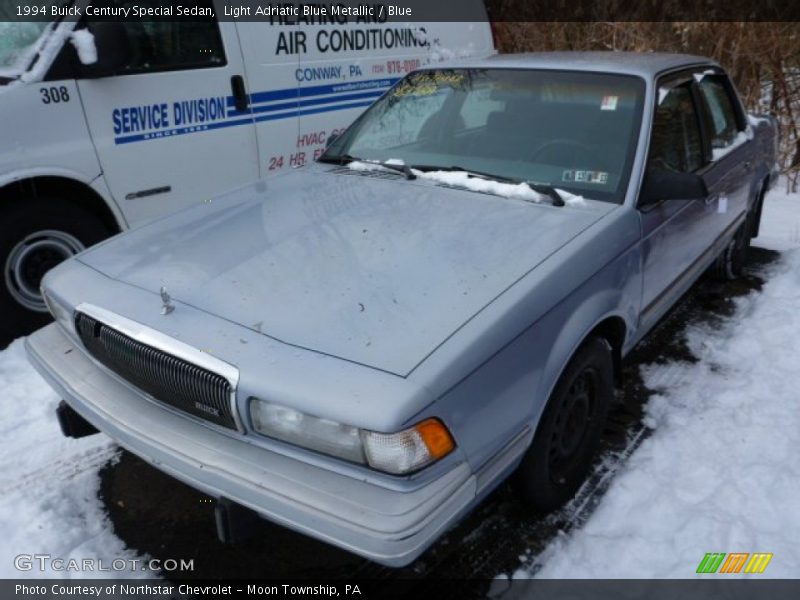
<box><xmin>514</xmin><ymin>337</ymin><xmax>614</xmax><ymax>513</ymax></box>
<box><xmin>0</xmin><ymin>199</ymin><xmax>110</xmax><ymax>346</ymax></box>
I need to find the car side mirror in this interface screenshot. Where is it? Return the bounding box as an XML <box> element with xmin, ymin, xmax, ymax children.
<box><xmin>639</xmin><ymin>168</ymin><xmax>708</xmax><ymax>207</ymax></box>
<box><xmin>76</xmin><ymin>22</ymin><xmax>131</xmax><ymax>79</ymax></box>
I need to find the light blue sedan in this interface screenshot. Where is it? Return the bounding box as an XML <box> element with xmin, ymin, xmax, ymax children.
<box><xmin>27</xmin><ymin>52</ymin><xmax>777</xmax><ymax>566</ymax></box>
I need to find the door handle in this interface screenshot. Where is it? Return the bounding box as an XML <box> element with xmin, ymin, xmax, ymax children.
<box><xmin>705</xmin><ymin>194</ymin><xmax>719</xmax><ymax>206</ymax></box>
<box><xmin>231</xmin><ymin>75</ymin><xmax>249</xmax><ymax>112</ymax></box>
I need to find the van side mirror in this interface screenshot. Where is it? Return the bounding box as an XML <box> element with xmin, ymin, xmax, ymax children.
<box><xmin>638</xmin><ymin>168</ymin><xmax>708</xmax><ymax>207</ymax></box>
<box><xmin>77</xmin><ymin>22</ymin><xmax>132</xmax><ymax>78</ymax></box>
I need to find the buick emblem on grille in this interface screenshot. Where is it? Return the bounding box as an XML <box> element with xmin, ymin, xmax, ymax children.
<box><xmin>195</xmin><ymin>401</ymin><xmax>221</xmax><ymax>417</ymax></box>
<box><xmin>160</xmin><ymin>286</ymin><xmax>175</xmax><ymax>315</ymax></box>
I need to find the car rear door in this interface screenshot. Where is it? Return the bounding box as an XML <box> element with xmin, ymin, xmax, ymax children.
<box><xmin>694</xmin><ymin>71</ymin><xmax>755</xmax><ymax>240</ymax></box>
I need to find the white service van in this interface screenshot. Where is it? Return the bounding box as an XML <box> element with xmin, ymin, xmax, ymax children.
<box><xmin>0</xmin><ymin>1</ymin><xmax>494</xmax><ymax>341</ymax></box>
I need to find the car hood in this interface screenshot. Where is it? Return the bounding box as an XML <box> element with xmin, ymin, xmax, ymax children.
<box><xmin>78</xmin><ymin>167</ymin><xmax>612</xmax><ymax>375</ymax></box>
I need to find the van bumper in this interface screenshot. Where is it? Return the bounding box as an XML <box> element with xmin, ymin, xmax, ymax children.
<box><xmin>25</xmin><ymin>323</ymin><xmax>478</xmax><ymax>567</ymax></box>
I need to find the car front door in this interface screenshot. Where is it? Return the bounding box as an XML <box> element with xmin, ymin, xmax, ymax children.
<box><xmin>638</xmin><ymin>73</ymin><xmax>717</xmax><ymax>328</ymax></box>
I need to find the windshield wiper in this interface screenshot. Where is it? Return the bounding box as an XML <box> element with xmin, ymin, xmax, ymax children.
<box><xmin>523</xmin><ymin>182</ymin><xmax>566</xmax><ymax>207</ymax></box>
<box><xmin>412</xmin><ymin>165</ymin><xmax>565</xmax><ymax>206</ymax></box>
<box><xmin>413</xmin><ymin>165</ymin><xmax>512</xmax><ymax>181</ymax></box>
<box><xmin>317</xmin><ymin>155</ymin><xmax>416</xmax><ymax>180</ymax></box>
<box><xmin>372</xmin><ymin>160</ymin><xmax>416</xmax><ymax>180</ymax></box>
<box><xmin>316</xmin><ymin>153</ymin><xmax>358</xmax><ymax>165</ymax></box>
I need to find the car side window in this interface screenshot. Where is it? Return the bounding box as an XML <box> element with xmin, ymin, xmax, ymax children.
<box><xmin>696</xmin><ymin>76</ymin><xmax>741</xmax><ymax>150</ymax></box>
<box><xmin>648</xmin><ymin>83</ymin><xmax>704</xmax><ymax>173</ymax></box>
<box><xmin>91</xmin><ymin>1</ymin><xmax>225</xmax><ymax>74</ymax></box>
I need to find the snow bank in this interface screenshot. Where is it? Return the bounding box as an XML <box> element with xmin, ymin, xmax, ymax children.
<box><xmin>754</xmin><ymin>186</ymin><xmax>800</xmax><ymax>252</ymax></box>
<box><xmin>0</xmin><ymin>340</ymin><xmax>145</xmax><ymax>578</ymax></box>
<box><xmin>526</xmin><ymin>188</ymin><xmax>800</xmax><ymax>579</ymax></box>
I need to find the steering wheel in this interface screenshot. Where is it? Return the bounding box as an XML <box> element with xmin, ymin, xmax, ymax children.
<box><xmin>529</xmin><ymin>139</ymin><xmax>596</xmax><ymax>164</ymax></box>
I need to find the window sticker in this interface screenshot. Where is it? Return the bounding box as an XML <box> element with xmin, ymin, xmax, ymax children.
<box><xmin>601</xmin><ymin>95</ymin><xmax>618</xmax><ymax>111</ymax></box>
<box><xmin>563</xmin><ymin>170</ymin><xmax>609</xmax><ymax>184</ymax></box>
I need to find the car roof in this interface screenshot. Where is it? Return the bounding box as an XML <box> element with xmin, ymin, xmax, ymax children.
<box><xmin>435</xmin><ymin>51</ymin><xmax>718</xmax><ymax>79</ymax></box>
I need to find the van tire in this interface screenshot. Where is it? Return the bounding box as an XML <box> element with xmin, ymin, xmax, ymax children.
<box><xmin>1</xmin><ymin>198</ymin><xmax>110</xmax><ymax>346</ymax></box>
<box><xmin>514</xmin><ymin>337</ymin><xmax>613</xmax><ymax>513</ymax></box>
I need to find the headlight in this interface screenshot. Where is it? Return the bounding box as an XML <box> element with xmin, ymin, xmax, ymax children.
<box><xmin>42</xmin><ymin>288</ymin><xmax>76</xmax><ymax>336</ymax></box>
<box><xmin>250</xmin><ymin>400</ymin><xmax>365</xmax><ymax>463</ymax></box>
<box><xmin>249</xmin><ymin>399</ymin><xmax>455</xmax><ymax>475</ymax></box>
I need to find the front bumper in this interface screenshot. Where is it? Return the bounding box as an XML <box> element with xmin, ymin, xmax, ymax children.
<box><xmin>25</xmin><ymin>323</ymin><xmax>478</xmax><ymax>566</ymax></box>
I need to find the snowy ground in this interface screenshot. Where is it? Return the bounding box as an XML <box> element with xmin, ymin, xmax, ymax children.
<box><xmin>0</xmin><ymin>186</ymin><xmax>797</xmax><ymax>579</ymax></box>
<box><xmin>526</xmin><ymin>186</ymin><xmax>800</xmax><ymax>578</ymax></box>
<box><xmin>0</xmin><ymin>343</ymin><xmax>146</xmax><ymax>578</ymax></box>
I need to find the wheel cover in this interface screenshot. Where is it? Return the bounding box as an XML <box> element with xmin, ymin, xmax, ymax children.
<box><xmin>548</xmin><ymin>368</ymin><xmax>598</xmax><ymax>484</ymax></box>
<box><xmin>4</xmin><ymin>230</ymin><xmax>85</xmax><ymax>312</ymax></box>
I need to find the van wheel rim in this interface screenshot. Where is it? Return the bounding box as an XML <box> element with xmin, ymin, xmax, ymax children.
<box><xmin>4</xmin><ymin>230</ymin><xmax>85</xmax><ymax>312</ymax></box>
<box><xmin>548</xmin><ymin>369</ymin><xmax>597</xmax><ymax>484</ymax></box>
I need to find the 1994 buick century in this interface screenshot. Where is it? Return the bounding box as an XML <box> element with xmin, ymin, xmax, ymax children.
<box><xmin>26</xmin><ymin>52</ymin><xmax>778</xmax><ymax>566</ymax></box>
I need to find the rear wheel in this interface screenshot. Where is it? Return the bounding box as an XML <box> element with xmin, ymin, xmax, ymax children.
<box><xmin>514</xmin><ymin>337</ymin><xmax>614</xmax><ymax>512</ymax></box>
<box><xmin>710</xmin><ymin>217</ymin><xmax>751</xmax><ymax>281</ymax></box>
<box><xmin>0</xmin><ymin>198</ymin><xmax>111</xmax><ymax>345</ymax></box>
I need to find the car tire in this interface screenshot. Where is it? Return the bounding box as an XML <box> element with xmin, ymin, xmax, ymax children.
<box><xmin>710</xmin><ymin>217</ymin><xmax>751</xmax><ymax>281</ymax></box>
<box><xmin>514</xmin><ymin>336</ymin><xmax>614</xmax><ymax>513</ymax></box>
<box><xmin>0</xmin><ymin>198</ymin><xmax>111</xmax><ymax>346</ymax></box>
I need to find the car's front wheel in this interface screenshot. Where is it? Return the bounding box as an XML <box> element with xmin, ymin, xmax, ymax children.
<box><xmin>514</xmin><ymin>337</ymin><xmax>614</xmax><ymax>513</ymax></box>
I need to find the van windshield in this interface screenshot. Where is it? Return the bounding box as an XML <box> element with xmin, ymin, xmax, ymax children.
<box><xmin>0</xmin><ymin>22</ymin><xmax>52</xmax><ymax>80</ymax></box>
<box><xmin>322</xmin><ymin>68</ymin><xmax>646</xmax><ymax>203</ymax></box>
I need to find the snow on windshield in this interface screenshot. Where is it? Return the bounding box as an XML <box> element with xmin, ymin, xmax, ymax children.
<box><xmin>346</xmin><ymin>160</ymin><xmax>586</xmax><ymax>206</ymax></box>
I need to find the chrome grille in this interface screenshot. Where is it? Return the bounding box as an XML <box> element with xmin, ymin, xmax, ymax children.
<box><xmin>74</xmin><ymin>312</ymin><xmax>237</xmax><ymax>430</ymax></box>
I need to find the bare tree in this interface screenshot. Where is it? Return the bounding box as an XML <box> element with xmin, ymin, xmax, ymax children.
<box><xmin>492</xmin><ymin>22</ymin><xmax>800</xmax><ymax>192</ymax></box>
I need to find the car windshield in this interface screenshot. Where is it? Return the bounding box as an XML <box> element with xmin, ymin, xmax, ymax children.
<box><xmin>0</xmin><ymin>21</ymin><xmax>53</xmax><ymax>81</ymax></box>
<box><xmin>322</xmin><ymin>68</ymin><xmax>646</xmax><ymax>203</ymax></box>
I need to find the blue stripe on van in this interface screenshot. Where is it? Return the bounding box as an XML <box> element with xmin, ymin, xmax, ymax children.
<box><xmin>113</xmin><ymin>99</ymin><xmax>376</xmax><ymax>145</ymax></box>
<box><xmin>247</xmin><ymin>89</ymin><xmax>385</xmax><ymax>117</ymax></box>
<box><xmin>234</xmin><ymin>77</ymin><xmax>399</xmax><ymax>108</ymax></box>
<box><xmin>254</xmin><ymin>99</ymin><xmax>376</xmax><ymax>124</ymax></box>
<box><xmin>113</xmin><ymin>77</ymin><xmax>400</xmax><ymax>145</ymax></box>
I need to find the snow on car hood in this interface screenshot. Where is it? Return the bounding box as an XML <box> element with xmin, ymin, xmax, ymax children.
<box><xmin>78</xmin><ymin>167</ymin><xmax>611</xmax><ymax>375</ymax></box>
